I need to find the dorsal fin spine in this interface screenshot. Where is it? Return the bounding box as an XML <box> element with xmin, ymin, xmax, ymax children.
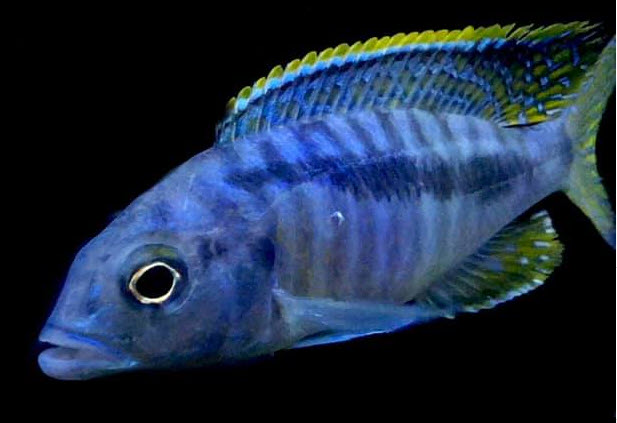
<box><xmin>307</xmin><ymin>62</ymin><xmax>331</xmax><ymax>117</ymax></box>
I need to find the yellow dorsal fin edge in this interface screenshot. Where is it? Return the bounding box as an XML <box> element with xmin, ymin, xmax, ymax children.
<box><xmin>225</xmin><ymin>22</ymin><xmax>593</xmax><ymax>116</ymax></box>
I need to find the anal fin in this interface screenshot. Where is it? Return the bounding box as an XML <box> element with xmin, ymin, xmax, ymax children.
<box><xmin>417</xmin><ymin>211</ymin><xmax>563</xmax><ymax>315</ymax></box>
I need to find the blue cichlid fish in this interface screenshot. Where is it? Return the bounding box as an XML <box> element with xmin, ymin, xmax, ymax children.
<box><xmin>39</xmin><ymin>23</ymin><xmax>615</xmax><ymax>380</ymax></box>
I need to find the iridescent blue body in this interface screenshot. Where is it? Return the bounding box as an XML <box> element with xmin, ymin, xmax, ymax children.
<box><xmin>38</xmin><ymin>24</ymin><xmax>615</xmax><ymax>379</ymax></box>
<box><xmin>225</xmin><ymin>109</ymin><xmax>570</xmax><ymax>301</ymax></box>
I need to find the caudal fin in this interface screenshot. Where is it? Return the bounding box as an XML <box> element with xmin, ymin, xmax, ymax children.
<box><xmin>564</xmin><ymin>37</ymin><xmax>616</xmax><ymax>248</ymax></box>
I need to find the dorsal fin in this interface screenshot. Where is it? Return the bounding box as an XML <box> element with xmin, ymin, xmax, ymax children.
<box><xmin>216</xmin><ymin>22</ymin><xmax>606</xmax><ymax>144</ymax></box>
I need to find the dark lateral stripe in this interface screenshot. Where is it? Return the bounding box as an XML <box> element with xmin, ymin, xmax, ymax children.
<box><xmin>259</xmin><ymin>136</ymin><xmax>307</xmax><ymax>182</ymax></box>
<box><xmin>225</xmin><ymin>151</ymin><xmax>533</xmax><ymax>203</ymax></box>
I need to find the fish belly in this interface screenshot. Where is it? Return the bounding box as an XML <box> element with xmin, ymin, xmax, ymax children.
<box><xmin>242</xmin><ymin>108</ymin><xmax>572</xmax><ymax>303</ymax></box>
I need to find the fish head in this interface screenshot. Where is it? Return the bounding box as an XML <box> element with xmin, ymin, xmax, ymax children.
<box><xmin>38</xmin><ymin>167</ymin><xmax>278</xmax><ymax>380</ymax></box>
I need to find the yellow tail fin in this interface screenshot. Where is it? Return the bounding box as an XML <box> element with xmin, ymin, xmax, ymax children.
<box><xmin>565</xmin><ymin>37</ymin><xmax>615</xmax><ymax>247</ymax></box>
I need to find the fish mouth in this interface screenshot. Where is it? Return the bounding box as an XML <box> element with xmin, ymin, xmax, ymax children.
<box><xmin>38</xmin><ymin>325</ymin><xmax>137</xmax><ymax>380</ymax></box>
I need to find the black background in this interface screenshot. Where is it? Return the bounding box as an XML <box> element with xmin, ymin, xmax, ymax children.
<box><xmin>12</xmin><ymin>2</ymin><xmax>615</xmax><ymax>417</ymax></box>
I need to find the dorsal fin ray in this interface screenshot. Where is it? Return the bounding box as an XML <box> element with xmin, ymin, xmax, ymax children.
<box><xmin>216</xmin><ymin>22</ymin><xmax>606</xmax><ymax>144</ymax></box>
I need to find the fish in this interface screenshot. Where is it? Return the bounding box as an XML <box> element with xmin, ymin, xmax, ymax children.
<box><xmin>38</xmin><ymin>22</ymin><xmax>615</xmax><ymax>380</ymax></box>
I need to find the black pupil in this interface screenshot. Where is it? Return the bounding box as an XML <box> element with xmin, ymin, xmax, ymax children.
<box><xmin>135</xmin><ymin>265</ymin><xmax>175</xmax><ymax>299</ymax></box>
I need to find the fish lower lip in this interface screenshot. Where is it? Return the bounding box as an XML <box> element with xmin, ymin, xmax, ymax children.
<box><xmin>40</xmin><ymin>345</ymin><xmax>115</xmax><ymax>362</ymax></box>
<box><xmin>38</xmin><ymin>326</ymin><xmax>136</xmax><ymax>380</ymax></box>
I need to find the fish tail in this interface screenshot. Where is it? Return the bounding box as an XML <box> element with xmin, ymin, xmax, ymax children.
<box><xmin>563</xmin><ymin>36</ymin><xmax>615</xmax><ymax>248</ymax></box>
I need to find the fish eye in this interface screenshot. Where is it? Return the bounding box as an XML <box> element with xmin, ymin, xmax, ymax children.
<box><xmin>128</xmin><ymin>261</ymin><xmax>180</xmax><ymax>304</ymax></box>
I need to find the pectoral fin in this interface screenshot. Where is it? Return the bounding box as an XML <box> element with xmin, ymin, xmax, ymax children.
<box><xmin>416</xmin><ymin>210</ymin><xmax>563</xmax><ymax>315</ymax></box>
<box><xmin>274</xmin><ymin>290</ymin><xmax>438</xmax><ymax>349</ymax></box>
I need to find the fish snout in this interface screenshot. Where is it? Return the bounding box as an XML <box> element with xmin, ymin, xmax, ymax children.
<box><xmin>38</xmin><ymin>324</ymin><xmax>137</xmax><ymax>380</ymax></box>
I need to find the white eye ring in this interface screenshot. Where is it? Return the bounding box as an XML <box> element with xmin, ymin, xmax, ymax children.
<box><xmin>128</xmin><ymin>261</ymin><xmax>181</xmax><ymax>304</ymax></box>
